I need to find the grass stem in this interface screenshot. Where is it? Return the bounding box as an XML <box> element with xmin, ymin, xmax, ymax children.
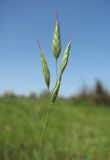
<box><xmin>37</xmin><ymin>101</ymin><xmax>54</xmax><ymax>160</ymax></box>
<box><xmin>55</xmin><ymin>60</ymin><xmax>58</xmax><ymax>80</ymax></box>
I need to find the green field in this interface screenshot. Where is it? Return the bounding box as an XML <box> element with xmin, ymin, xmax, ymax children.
<box><xmin>0</xmin><ymin>97</ymin><xmax>110</xmax><ymax>160</ymax></box>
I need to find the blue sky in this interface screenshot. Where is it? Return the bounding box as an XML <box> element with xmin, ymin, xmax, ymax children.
<box><xmin>0</xmin><ymin>0</ymin><xmax>110</xmax><ymax>97</ymax></box>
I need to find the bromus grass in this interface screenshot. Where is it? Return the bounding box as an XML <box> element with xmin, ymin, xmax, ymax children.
<box><xmin>37</xmin><ymin>13</ymin><xmax>72</xmax><ymax>160</ymax></box>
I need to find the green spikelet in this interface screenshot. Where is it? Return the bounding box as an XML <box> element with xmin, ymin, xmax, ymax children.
<box><xmin>52</xmin><ymin>78</ymin><xmax>61</xmax><ymax>103</ymax></box>
<box><xmin>52</xmin><ymin>13</ymin><xmax>61</xmax><ymax>59</ymax></box>
<box><xmin>37</xmin><ymin>41</ymin><xmax>50</xmax><ymax>89</ymax></box>
<box><xmin>60</xmin><ymin>41</ymin><xmax>71</xmax><ymax>77</ymax></box>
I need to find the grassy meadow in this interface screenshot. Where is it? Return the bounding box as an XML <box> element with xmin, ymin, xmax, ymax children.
<box><xmin>0</xmin><ymin>97</ymin><xmax>110</xmax><ymax>160</ymax></box>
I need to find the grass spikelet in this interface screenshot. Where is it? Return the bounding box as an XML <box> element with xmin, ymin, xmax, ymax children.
<box><xmin>52</xmin><ymin>12</ymin><xmax>61</xmax><ymax>60</ymax></box>
<box><xmin>60</xmin><ymin>40</ymin><xmax>71</xmax><ymax>77</ymax></box>
<box><xmin>37</xmin><ymin>41</ymin><xmax>50</xmax><ymax>89</ymax></box>
<box><xmin>52</xmin><ymin>78</ymin><xmax>61</xmax><ymax>103</ymax></box>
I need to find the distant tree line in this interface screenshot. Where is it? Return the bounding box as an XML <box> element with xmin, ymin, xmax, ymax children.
<box><xmin>0</xmin><ymin>90</ymin><xmax>51</xmax><ymax>99</ymax></box>
<box><xmin>71</xmin><ymin>80</ymin><xmax>110</xmax><ymax>106</ymax></box>
<box><xmin>0</xmin><ymin>80</ymin><xmax>110</xmax><ymax>106</ymax></box>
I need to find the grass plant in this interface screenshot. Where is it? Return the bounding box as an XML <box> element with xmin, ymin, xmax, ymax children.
<box><xmin>37</xmin><ymin>13</ymin><xmax>72</xmax><ymax>160</ymax></box>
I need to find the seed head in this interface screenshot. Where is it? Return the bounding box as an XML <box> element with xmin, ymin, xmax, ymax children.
<box><xmin>52</xmin><ymin>12</ymin><xmax>61</xmax><ymax>60</ymax></box>
<box><xmin>60</xmin><ymin>40</ymin><xmax>71</xmax><ymax>77</ymax></box>
<box><xmin>37</xmin><ymin>41</ymin><xmax>50</xmax><ymax>89</ymax></box>
<box><xmin>52</xmin><ymin>78</ymin><xmax>61</xmax><ymax>103</ymax></box>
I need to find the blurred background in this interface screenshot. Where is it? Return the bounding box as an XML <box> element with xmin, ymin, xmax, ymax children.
<box><xmin>0</xmin><ymin>0</ymin><xmax>110</xmax><ymax>159</ymax></box>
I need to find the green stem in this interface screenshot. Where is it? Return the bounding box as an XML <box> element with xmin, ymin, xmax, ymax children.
<box><xmin>37</xmin><ymin>102</ymin><xmax>54</xmax><ymax>160</ymax></box>
<box><xmin>56</xmin><ymin>60</ymin><xmax>58</xmax><ymax>80</ymax></box>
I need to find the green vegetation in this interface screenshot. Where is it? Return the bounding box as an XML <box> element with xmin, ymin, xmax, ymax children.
<box><xmin>0</xmin><ymin>97</ymin><xmax>110</xmax><ymax>160</ymax></box>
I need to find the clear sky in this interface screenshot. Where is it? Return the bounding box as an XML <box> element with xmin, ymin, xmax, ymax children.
<box><xmin>0</xmin><ymin>0</ymin><xmax>110</xmax><ymax>97</ymax></box>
